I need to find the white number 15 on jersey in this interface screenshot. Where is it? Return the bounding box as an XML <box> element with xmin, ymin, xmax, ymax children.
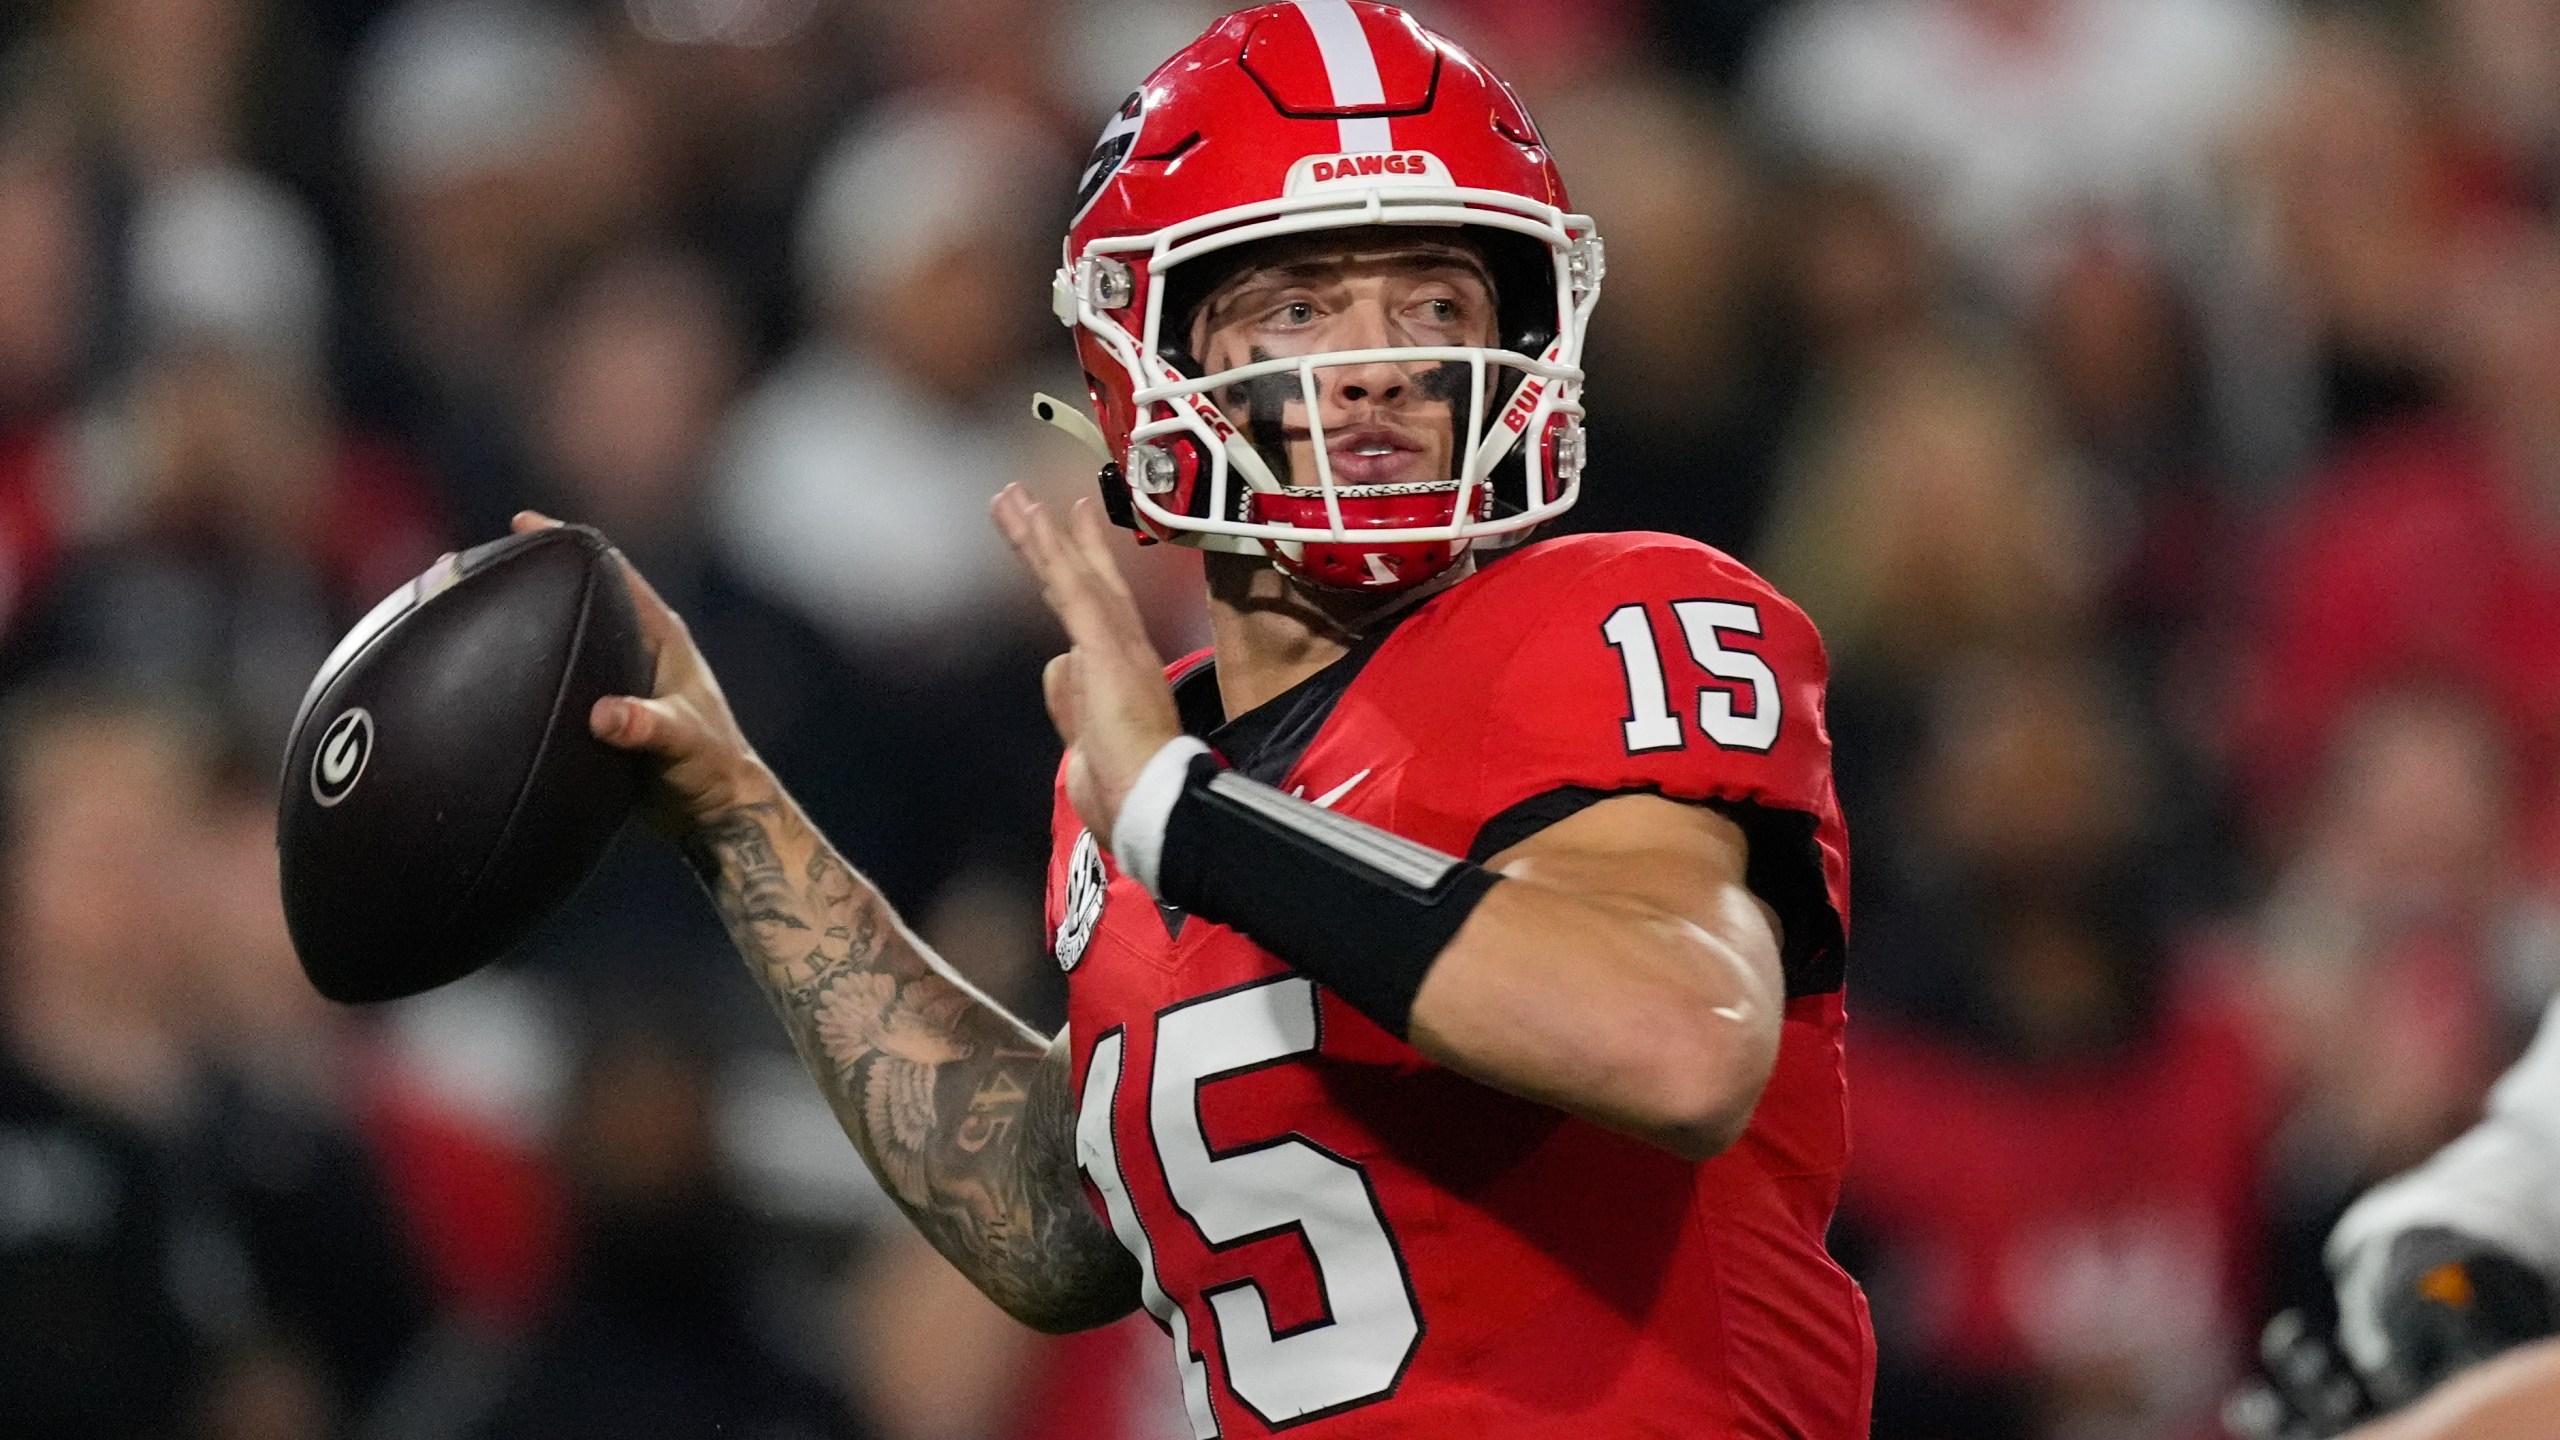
<box><xmin>1077</xmin><ymin>977</ymin><xmax>1422</xmax><ymax>1436</ymax></box>
<box><xmin>1603</xmin><ymin>600</ymin><xmax>1781</xmax><ymax>754</ymax></box>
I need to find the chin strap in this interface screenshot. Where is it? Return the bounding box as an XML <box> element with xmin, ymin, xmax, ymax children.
<box><xmin>1031</xmin><ymin>393</ymin><xmax>1113</xmax><ymax>462</ymax></box>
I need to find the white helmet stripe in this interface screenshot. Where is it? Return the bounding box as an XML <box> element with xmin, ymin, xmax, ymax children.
<box><xmin>1291</xmin><ymin>0</ymin><xmax>1393</xmax><ymax>153</ymax></box>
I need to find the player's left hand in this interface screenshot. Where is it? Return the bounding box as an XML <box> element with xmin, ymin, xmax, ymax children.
<box><xmin>992</xmin><ymin>485</ymin><xmax>1182</xmax><ymax>850</ymax></box>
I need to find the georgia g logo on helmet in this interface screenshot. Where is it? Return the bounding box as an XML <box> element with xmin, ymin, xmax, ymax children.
<box><xmin>1074</xmin><ymin>91</ymin><xmax>1148</xmax><ymax>223</ymax></box>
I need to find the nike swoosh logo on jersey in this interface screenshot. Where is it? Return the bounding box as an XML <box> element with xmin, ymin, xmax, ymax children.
<box><xmin>1302</xmin><ymin>768</ymin><xmax>1372</xmax><ymax>811</ymax></box>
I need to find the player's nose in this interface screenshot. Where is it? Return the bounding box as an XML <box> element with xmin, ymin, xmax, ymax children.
<box><xmin>1329</xmin><ymin>361</ymin><xmax>1408</xmax><ymax>406</ymax></box>
<box><xmin>1324</xmin><ymin>298</ymin><xmax>1413</xmax><ymax>406</ymax></box>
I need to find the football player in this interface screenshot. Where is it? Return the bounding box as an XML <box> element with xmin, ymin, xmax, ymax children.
<box><xmin>542</xmin><ymin>4</ymin><xmax>1872</xmax><ymax>1434</ymax></box>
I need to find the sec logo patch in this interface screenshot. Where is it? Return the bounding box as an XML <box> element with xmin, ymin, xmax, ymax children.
<box><xmin>1055</xmin><ymin>829</ymin><xmax>1106</xmax><ymax>972</ymax></box>
<box><xmin>310</xmin><ymin>708</ymin><xmax>373</xmax><ymax>807</ymax></box>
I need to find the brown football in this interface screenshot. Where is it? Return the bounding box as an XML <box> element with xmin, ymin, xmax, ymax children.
<box><xmin>277</xmin><ymin>525</ymin><xmax>651</xmax><ymax>1003</ymax></box>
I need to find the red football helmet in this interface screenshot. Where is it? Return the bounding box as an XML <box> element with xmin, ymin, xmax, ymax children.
<box><xmin>1055</xmin><ymin>0</ymin><xmax>1602</xmax><ymax>592</ymax></box>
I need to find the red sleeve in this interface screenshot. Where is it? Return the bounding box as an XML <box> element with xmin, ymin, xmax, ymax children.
<box><xmin>1467</xmin><ymin>537</ymin><xmax>1848</xmax><ymax>995</ymax></box>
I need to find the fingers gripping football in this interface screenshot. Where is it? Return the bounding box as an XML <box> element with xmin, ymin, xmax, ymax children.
<box><xmin>510</xmin><ymin>511</ymin><xmax>773</xmax><ymax>829</ymax></box>
<box><xmin>992</xmin><ymin>486</ymin><xmax>1180</xmax><ymax>847</ymax></box>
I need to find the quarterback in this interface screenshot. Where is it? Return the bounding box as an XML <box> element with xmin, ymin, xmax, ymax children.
<box><xmin>554</xmin><ymin>3</ymin><xmax>1872</xmax><ymax>1434</ymax></box>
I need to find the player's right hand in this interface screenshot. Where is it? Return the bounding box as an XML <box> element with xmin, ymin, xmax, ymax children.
<box><xmin>510</xmin><ymin>510</ymin><xmax>775</xmax><ymax>832</ymax></box>
<box><xmin>990</xmin><ymin>485</ymin><xmax>1182</xmax><ymax>853</ymax></box>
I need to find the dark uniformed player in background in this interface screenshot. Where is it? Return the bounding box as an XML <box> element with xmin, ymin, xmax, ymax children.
<box><xmin>538</xmin><ymin>3</ymin><xmax>1873</xmax><ymax>1434</ymax></box>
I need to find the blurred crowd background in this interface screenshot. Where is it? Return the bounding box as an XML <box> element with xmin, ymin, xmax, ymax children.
<box><xmin>2</xmin><ymin>0</ymin><xmax>2555</xmax><ymax>1437</ymax></box>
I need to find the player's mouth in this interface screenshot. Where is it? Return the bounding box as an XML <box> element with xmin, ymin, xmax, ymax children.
<box><xmin>1322</xmin><ymin>425</ymin><xmax>1430</xmax><ymax>485</ymax></box>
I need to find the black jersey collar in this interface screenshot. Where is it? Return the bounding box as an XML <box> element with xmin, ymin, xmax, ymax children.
<box><xmin>1170</xmin><ymin>601</ymin><xmax>1425</xmax><ymax>788</ymax></box>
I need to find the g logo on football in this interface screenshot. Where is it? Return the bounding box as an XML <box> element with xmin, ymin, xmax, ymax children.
<box><xmin>1055</xmin><ymin>829</ymin><xmax>1107</xmax><ymax>972</ymax></box>
<box><xmin>311</xmin><ymin>708</ymin><xmax>374</xmax><ymax>807</ymax></box>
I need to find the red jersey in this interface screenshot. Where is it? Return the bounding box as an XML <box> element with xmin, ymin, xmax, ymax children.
<box><xmin>1045</xmin><ymin>532</ymin><xmax>1873</xmax><ymax>1438</ymax></box>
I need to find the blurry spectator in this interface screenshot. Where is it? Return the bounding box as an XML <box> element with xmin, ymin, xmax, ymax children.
<box><xmin>714</xmin><ymin>95</ymin><xmax>1107</xmax><ymax>956</ymax></box>
<box><xmin>0</xmin><ymin>687</ymin><xmax>209</xmax><ymax>1437</ymax></box>
<box><xmin>475</xmin><ymin>1006</ymin><xmax>871</xmax><ymax>1440</ymax></box>
<box><xmin>349</xmin><ymin>0</ymin><xmax>601</xmax><ymax>360</ymax></box>
<box><xmin>2</xmin><ymin>682</ymin><xmax>442</xmax><ymax>1440</ymax></box>
<box><xmin>1540</xmin><ymin>75</ymin><xmax>1788</xmax><ymax>555</ymax></box>
<box><xmin>1838</xmin><ymin>652</ymin><xmax>2276</xmax><ymax>1440</ymax></box>
<box><xmin>0</xmin><ymin>166</ymin><xmax>445</xmax><ymax>745</ymax></box>
<box><xmin>2228</xmin><ymin>13</ymin><xmax>2466</xmax><ymax>462</ymax></box>
<box><xmin>62</xmin><ymin>0</ymin><xmax>402</xmax><ymax>208</ymax></box>
<box><xmin>2432</xmin><ymin>0</ymin><xmax>2560</xmax><ymax>206</ymax></box>
<box><xmin>856</xmin><ymin>0</ymin><xmax>1063</xmax><ymax>117</ymax></box>
<box><xmin>595</xmin><ymin>1</ymin><xmax>865</xmax><ymax>358</ymax></box>
<box><xmin>1746</xmin><ymin>0</ymin><xmax>2294</xmax><ymax>307</ymax></box>
<box><xmin>2031</xmin><ymin>226</ymin><xmax>2204</xmax><ymax>510</ymax></box>
<box><xmin>1767</xmin><ymin>169</ymin><xmax>1942</xmax><ymax>381</ymax></box>
<box><xmin>347</xmin><ymin>0</ymin><xmax>650</xmax><ymax>537</ymax></box>
<box><xmin>0</xmin><ymin>91</ymin><xmax>95</xmax><ymax>648</ymax></box>
<box><xmin>363</xmin><ymin>972</ymin><xmax>573</xmax><ymax>1338</ymax></box>
<box><xmin>714</xmin><ymin>94</ymin><xmax>1073</xmax><ymax>659</ymax></box>
<box><xmin>0</xmin><ymin>86</ymin><xmax>98</xmax><ymax>440</ymax></box>
<box><xmin>179</xmin><ymin>745</ymin><xmax>438</xmax><ymax>1431</ymax></box>
<box><xmin>2</xmin><ymin>690</ymin><xmax>205</xmax><ymax>1126</ymax></box>
<box><xmin>515</xmin><ymin>246</ymin><xmax>943</xmax><ymax>983</ymax></box>
<box><xmin>1764</xmin><ymin>338</ymin><xmax>2096</xmax><ymax>685</ymax></box>
<box><xmin>2246</xmin><ymin>685</ymin><xmax>2554</xmax><ymax>1320</ymax></box>
<box><xmin>2229</xmin><ymin>221</ymin><xmax>2560</xmax><ymax>838</ymax></box>
<box><xmin>2026</xmin><ymin>223</ymin><xmax>2234</xmax><ymax>669</ymax></box>
<box><xmin>1758</xmin><ymin>335</ymin><xmax>2101</xmax><ymax>886</ymax></box>
<box><xmin>65</xmin><ymin>0</ymin><xmax>256</xmax><ymax>175</ymax></box>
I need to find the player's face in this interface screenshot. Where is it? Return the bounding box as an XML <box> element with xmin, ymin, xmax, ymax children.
<box><xmin>1188</xmin><ymin>236</ymin><xmax>1500</xmax><ymax>490</ymax></box>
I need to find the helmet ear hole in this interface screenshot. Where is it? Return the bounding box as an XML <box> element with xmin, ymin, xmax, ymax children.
<box><xmin>1474</xmin><ymin>227</ymin><xmax>1559</xmax><ymax>354</ymax></box>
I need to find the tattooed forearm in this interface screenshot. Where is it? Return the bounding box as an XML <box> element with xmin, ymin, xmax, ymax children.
<box><xmin>684</xmin><ymin>798</ymin><xmax>1138</xmax><ymax>1333</ymax></box>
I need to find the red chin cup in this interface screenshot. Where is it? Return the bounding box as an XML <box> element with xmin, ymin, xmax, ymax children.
<box><xmin>1250</xmin><ymin>486</ymin><xmax>1482</xmax><ymax>592</ymax></box>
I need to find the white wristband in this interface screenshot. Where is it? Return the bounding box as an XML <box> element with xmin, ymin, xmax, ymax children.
<box><xmin>1112</xmin><ymin>735</ymin><xmax>1212</xmax><ymax>896</ymax></box>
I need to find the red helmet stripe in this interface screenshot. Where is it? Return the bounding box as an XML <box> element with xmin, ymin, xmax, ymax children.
<box><xmin>1290</xmin><ymin>0</ymin><xmax>1394</xmax><ymax>152</ymax></box>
